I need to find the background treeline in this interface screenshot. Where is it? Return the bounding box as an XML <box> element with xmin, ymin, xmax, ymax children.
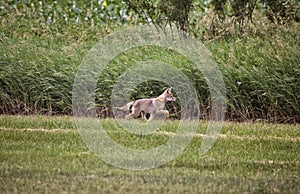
<box><xmin>0</xmin><ymin>0</ymin><xmax>299</xmax><ymax>123</ymax></box>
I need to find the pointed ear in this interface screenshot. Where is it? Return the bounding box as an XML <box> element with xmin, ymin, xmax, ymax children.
<box><xmin>167</xmin><ymin>87</ymin><xmax>172</xmax><ymax>93</ymax></box>
<box><xmin>163</xmin><ymin>88</ymin><xmax>169</xmax><ymax>95</ymax></box>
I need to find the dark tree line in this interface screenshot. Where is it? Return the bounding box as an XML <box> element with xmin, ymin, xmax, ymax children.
<box><xmin>124</xmin><ymin>0</ymin><xmax>300</xmax><ymax>37</ymax></box>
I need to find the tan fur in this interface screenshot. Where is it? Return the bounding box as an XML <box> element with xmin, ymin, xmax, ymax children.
<box><xmin>115</xmin><ymin>101</ymin><xmax>134</xmax><ymax>112</ymax></box>
<box><xmin>125</xmin><ymin>87</ymin><xmax>176</xmax><ymax>121</ymax></box>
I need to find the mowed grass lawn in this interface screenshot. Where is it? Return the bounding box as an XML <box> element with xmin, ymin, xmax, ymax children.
<box><xmin>0</xmin><ymin>115</ymin><xmax>299</xmax><ymax>193</ymax></box>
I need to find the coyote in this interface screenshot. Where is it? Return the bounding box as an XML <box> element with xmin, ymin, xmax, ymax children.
<box><xmin>115</xmin><ymin>87</ymin><xmax>176</xmax><ymax>121</ymax></box>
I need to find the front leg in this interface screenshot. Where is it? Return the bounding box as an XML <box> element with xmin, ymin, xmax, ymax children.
<box><xmin>148</xmin><ymin>112</ymin><xmax>155</xmax><ymax>121</ymax></box>
<box><xmin>147</xmin><ymin>110</ymin><xmax>169</xmax><ymax>121</ymax></box>
<box><xmin>156</xmin><ymin>110</ymin><xmax>169</xmax><ymax>118</ymax></box>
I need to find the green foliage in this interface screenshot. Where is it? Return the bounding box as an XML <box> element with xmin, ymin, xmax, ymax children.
<box><xmin>207</xmin><ymin>24</ymin><xmax>300</xmax><ymax>122</ymax></box>
<box><xmin>124</xmin><ymin>0</ymin><xmax>300</xmax><ymax>37</ymax></box>
<box><xmin>261</xmin><ymin>0</ymin><xmax>300</xmax><ymax>24</ymax></box>
<box><xmin>0</xmin><ymin>1</ymin><xmax>299</xmax><ymax>122</ymax></box>
<box><xmin>0</xmin><ymin>0</ymin><xmax>128</xmax><ymax>26</ymax></box>
<box><xmin>124</xmin><ymin>0</ymin><xmax>193</xmax><ymax>34</ymax></box>
<box><xmin>211</xmin><ymin>0</ymin><xmax>257</xmax><ymax>33</ymax></box>
<box><xmin>0</xmin><ymin>8</ymin><xmax>108</xmax><ymax>115</ymax></box>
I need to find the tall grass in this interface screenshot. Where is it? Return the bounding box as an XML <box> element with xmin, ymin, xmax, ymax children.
<box><xmin>208</xmin><ymin>24</ymin><xmax>300</xmax><ymax>123</ymax></box>
<box><xmin>0</xmin><ymin>10</ymin><xmax>108</xmax><ymax>115</ymax></box>
<box><xmin>0</xmin><ymin>2</ymin><xmax>299</xmax><ymax>122</ymax></box>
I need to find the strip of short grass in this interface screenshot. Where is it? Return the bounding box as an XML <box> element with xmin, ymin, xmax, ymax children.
<box><xmin>0</xmin><ymin>116</ymin><xmax>299</xmax><ymax>193</ymax></box>
<box><xmin>0</xmin><ymin>115</ymin><xmax>76</xmax><ymax>130</ymax></box>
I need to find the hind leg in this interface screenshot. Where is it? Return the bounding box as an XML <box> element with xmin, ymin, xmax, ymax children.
<box><xmin>125</xmin><ymin>107</ymin><xmax>140</xmax><ymax>120</ymax></box>
<box><xmin>140</xmin><ymin>111</ymin><xmax>149</xmax><ymax>120</ymax></box>
<box><xmin>125</xmin><ymin>112</ymin><xmax>137</xmax><ymax>119</ymax></box>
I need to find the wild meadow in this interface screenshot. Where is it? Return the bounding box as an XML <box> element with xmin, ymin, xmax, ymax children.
<box><xmin>0</xmin><ymin>0</ymin><xmax>299</xmax><ymax>193</ymax></box>
<box><xmin>0</xmin><ymin>1</ymin><xmax>299</xmax><ymax>122</ymax></box>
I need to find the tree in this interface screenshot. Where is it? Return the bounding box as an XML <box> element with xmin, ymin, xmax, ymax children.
<box><xmin>124</xmin><ymin>0</ymin><xmax>300</xmax><ymax>38</ymax></box>
<box><xmin>123</xmin><ymin>0</ymin><xmax>193</xmax><ymax>36</ymax></box>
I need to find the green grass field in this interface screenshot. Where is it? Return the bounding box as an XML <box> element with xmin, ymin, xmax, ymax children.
<box><xmin>1</xmin><ymin>1</ymin><xmax>299</xmax><ymax>193</ymax></box>
<box><xmin>1</xmin><ymin>115</ymin><xmax>299</xmax><ymax>193</ymax></box>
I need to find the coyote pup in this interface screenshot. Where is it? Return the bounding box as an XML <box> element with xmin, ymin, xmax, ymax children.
<box><xmin>116</xmin><ymin>87</ymin><xmax>176</xmax><ymax>121</ymax></box>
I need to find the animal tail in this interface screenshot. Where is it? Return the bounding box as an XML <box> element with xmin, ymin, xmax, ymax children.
<box><xmin>114</xmin><ymin>101</ymin><xmax>134</xmax><ymax>112</ymax></box>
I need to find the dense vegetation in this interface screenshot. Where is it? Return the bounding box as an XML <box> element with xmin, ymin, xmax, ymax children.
<box><xmin>0</xmin><ymin>0</ymin><xmax>299</xmax><ymax>123</ymax></box>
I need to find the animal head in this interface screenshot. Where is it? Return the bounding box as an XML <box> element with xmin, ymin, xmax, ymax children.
<box><xmin>164</xmin><ymin>87</ymin><xmax>176</xmax><ymax>102</ymax></box>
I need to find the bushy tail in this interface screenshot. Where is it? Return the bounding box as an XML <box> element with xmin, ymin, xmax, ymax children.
<box><xmin>114</xmin><ymin>101</ymin><xmax>134</xmax><ymax>112</ymax></box>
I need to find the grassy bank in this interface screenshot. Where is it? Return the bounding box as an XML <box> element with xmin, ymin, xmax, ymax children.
<box><xmin>0</xmin><ymin>4</ymin><xmax>299</xmax><ymax>122</ymax></box>
<box><xmin>0</xmin><ymin>115</ymin><xmax>299</xmax><ymax>193</ymax></box>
